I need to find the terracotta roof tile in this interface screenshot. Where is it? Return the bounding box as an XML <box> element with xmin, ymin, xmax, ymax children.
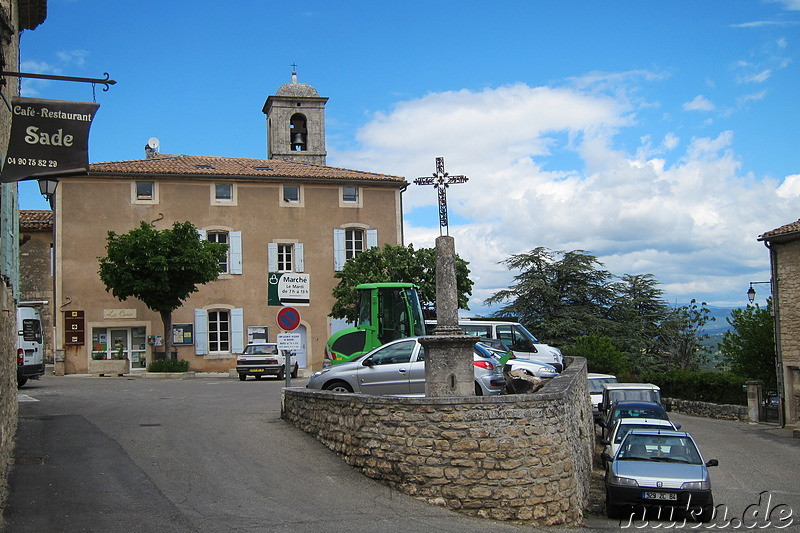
<box><xmin>20</xmin><ymin>210</ymin><xmax>53</xmax><ymax>230</ymax></box>
<box><xmin>759</xmin><ymin>219</ymin><xmax>800</xmax><ymax>241</ymax></box>
<box><xmin>89</xmin><ymin>155</ymin><xmax>406</xmax><ymax>184</ymax></box>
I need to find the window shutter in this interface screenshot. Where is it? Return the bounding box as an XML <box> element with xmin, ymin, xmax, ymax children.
<box><xmin>366</xmin><ymin>229</ymin><xmax>378</xmax><ymax>249</ymax></box>
<box><xmin>194</xmin><ymin>309</ymin><xmax>208</xmax><ymax>355</ymax></box>
<box><xmin>268</xmin><ymin>242</ymin><xmax>278</xmax><ymax>272</ymax></box>
<box><xmin>231</xmin><ymin>308</ymin><xmax>244</xmax><ymax>354</ymax></box>
<box><xmin>333</xmin><ymin>229</ymin><xmax>345</xmax><ymax>271</ymax></box>
<box><xmin>229</xmin><ymin>231</ymin><xmax>242</xmax><ymax>274</ymax></box>
<box><xmin>295</xmin><ymin>243</ymin><xmax>304</xmax><ymax>273</ymax></box>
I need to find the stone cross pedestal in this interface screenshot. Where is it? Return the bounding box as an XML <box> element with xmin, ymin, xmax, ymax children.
<box><xmin>419</xmin><ymin>235</ymin><xmax>476</xmax><ymax>397</ymax></box>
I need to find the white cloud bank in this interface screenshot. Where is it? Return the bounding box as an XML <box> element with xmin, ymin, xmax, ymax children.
<box><xmin>333</xmin><ymin>80</ymin><xmax>796</xmax><ymax>314</ymax></box>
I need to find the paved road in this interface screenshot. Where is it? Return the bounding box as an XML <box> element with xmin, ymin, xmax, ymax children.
<box><xmin>4</xmin><ymin>372</ymin><xmax>800</xmax><ymax>532</ymax></box>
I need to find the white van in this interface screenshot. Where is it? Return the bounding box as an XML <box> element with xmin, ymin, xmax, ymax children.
<box><xmin>17</xmin><ymin>305</ymin><xmax>45</xmax><ymax>387</ymax></box>
<box><xmin>427</xmin><ymin>319</ymin><xmax>563</xmax><ymax>372</ymax></box>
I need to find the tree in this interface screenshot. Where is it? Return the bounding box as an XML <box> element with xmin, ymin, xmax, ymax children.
<box><xmin>607</xmin><ymin>274</ymin><xmax>669</xmax><ymax>368</ymax></box>
<box><xmin>719</xmin><ymin>301</ymin><xmax>776</xmax><ymax>386</ymax></box>
<box><xmin>98</xmin><ymin>221</ymin><xmax>227</xmax><ymax>361</ymax></box>
<box><xmin>655</xmin><ymin>299</ymin><xmax>715</xmax><ymax>371</ymax></box>
<box><xmin>329</xmin><ymin>243</ymin><xmax>473</xmax><ymax>323</ymax></box>
<box><xmin>563</xmin><ymin>334</ymin><xmax>630</xmax><ymax>375</ymax></box>
<box><xmin>484</xmin><ymin>247</ymin><xmax>616</xmax><ymax>346</ymax></box>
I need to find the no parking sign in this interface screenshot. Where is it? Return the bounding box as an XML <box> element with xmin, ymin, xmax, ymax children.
<box><xmin>276</xmin><ymin>307</ymin><xmax>301</xmax><ymax>331</ymax></box>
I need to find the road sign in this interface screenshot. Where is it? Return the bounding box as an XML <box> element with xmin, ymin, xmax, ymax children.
<box><xmin>277</xmin><ymin>333</ymin><xmax>302</xmax><ymax>351</ymax></box>
<box><xmin>276</xmin><ymin>307</ymin><xmax>301</xmax><ymax>331</ymax></box>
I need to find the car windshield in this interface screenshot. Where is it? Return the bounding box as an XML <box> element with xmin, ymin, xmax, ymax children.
<box><xmin>617</xmin><ymin>434</ymin><xmax>702</xmax><ymax>464</ymax></box>
<box><xmin>610</xmin><ymin>406</ymin><xmax>667</xmax><ymax>425</ymax></box>
<box><xmin>589</xmin><ymin>378</ymin><xmax>617</xmax><ymax>394</ymax></box>
<box><xmin>243</xmin><ymin>345</ymin><xmax>278</xmax><ymax>355</ymax></box>
<box><xmin>614</xmin><ymin>423</ymin><xmax>668</xmax><ymax>444</ymax></box>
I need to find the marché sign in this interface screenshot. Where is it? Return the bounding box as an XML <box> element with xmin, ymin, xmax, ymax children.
<box><xmin>1</xmin><ymin>97</ymin><xmax>99</xmax><ymax>183</ymax></box>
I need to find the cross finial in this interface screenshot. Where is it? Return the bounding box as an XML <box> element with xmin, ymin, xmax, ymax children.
<box><xmin>414</xmin><ymin>157</ymin><xmax>468</xmax><ymax>236</ymax></box>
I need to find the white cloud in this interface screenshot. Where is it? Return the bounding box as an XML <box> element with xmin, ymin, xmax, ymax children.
<box><xmin>683</xmin><ymin>95</ymin><xmax>716</xmax><ymax>111</ymax></box>
<box><xmin>332</xmin><ymin>81</ymin><xmax>794</xmax><ymax>312</ymax></box>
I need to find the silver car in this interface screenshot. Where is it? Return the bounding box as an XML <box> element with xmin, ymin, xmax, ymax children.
<box><xmin>306</xmin><ymin>337</ymin><xmax>505</xmax><ymax>396</ymax></box>
<box><xmin>475</xmin><ymin>342</ymin><xmax>559</xmax><ymax>378</ymax></box>
<box><xmin>602</xmin><ymin>429</ymin><xmax>718</xmax><ymax>522</ymax></box>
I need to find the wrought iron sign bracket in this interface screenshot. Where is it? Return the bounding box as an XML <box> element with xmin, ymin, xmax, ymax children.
<box><xmin>0</xmin><ymin>71</ymin><xmax>116</xmax><ymax>91</ymax></box>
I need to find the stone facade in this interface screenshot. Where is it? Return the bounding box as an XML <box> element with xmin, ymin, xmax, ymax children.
<box><xmin>759</xmin><ymin>221</ymin><xmax>800</xmax><ymax>429</ymax></box>
<box><xmin>0</xmin><ymin>0</ymin><xmax>48</xmax><ymax>524</ymax></box>
<box><xmin>282</xmin><ymin>357</ymin><xmax>593</xmax><ymax>526</ymax></box>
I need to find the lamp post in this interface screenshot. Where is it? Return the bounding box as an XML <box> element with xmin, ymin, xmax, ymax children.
<box><xmin>747</xmin><ymin>281</ymin><xmax>772</xmax><ymax>303</ymax></box>
<box><xmin>37</xmin><ymin>178</ymin><xmax>58</xmax><ymax>209</ymax></box>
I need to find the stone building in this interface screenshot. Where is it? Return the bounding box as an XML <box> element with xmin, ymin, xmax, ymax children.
<box><xmin>19</xmin><ymin>210</ymin><xmax>54</xmax><ymax>361</ymax></box>
<box><xmin>0</xmin><ymin>0</ymin><xmax>48</xmax><ymax>520</ymax></box>
<box><xmin>759</xmin><ymin>220</ymin><xmax>800</xmax><ymax>431</ymax></box>
<box><xmin>51</xmin><ymin>74</ymin><xmax>407</xmax><ymax>376</ymax></box>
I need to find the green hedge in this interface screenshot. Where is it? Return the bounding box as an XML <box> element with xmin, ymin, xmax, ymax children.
<box><xmin>624</xmin><ymin>370</ymin><xmax>747</xmax><ymax>406</ymax></box>
<box><xmin>147</xmin><ymin>359</ymin><xmax>190</xmax><ymax>373</ymax></box>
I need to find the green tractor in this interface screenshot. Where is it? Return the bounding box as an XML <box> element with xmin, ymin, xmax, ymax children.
<box><xmin>324</xmin><ymin>282</ymin><xmax>427</xmax><ymax>365</ymax></box>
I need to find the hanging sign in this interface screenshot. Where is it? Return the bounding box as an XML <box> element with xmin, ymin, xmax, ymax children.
<box><xmin>268</xmin><ymin>273</ymin><xmax>310</xmax><ymax>306</ymax></box>
<box><xmin>1</xmin><ymin>97</ymin><xmax>100</xmax><ymax>183</ymax></box>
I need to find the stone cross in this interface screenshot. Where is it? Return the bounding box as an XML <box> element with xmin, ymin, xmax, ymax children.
<box><xmin>414</xmin><ymin>157</ymin><xmax>468</xmax><ymax>236</ymax></box>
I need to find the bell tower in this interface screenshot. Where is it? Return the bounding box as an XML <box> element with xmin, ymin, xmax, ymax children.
<box><xmin>263</xmin><ymin>70</ymin><xmax>329</xmax><ymax>165</ymax></box>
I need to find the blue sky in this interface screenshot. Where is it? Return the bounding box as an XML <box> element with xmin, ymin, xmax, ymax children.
<box><xmin>16</xmin><ymin>0</ymin><xmax>800</xmax><ymax>315</ymax></box>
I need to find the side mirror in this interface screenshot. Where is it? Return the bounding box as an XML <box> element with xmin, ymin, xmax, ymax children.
<box><xmin>600</xmin><ymin>439</ymin><xmax>610</xmax><ymax>446</ymax></box>
<box><xmin>362</xmin><ymin>358</ymin><xmax>374</xmax><ymax>367</ymax></box>
<box><xmin>674</xmin><ymin>423</ymin><xmax>681</xmax><ymax>430</ymax></box>
<box><xmin>706</xmin><ymin>459</ymin><xmax>719</xmax><ymax>467</ymax></box>
<box><xmin>601</xmin><ymin>452</ymin><xmax>613</xmax><ymax>463</ymax></box>
<box><xmin>598</xmin><ymin>420</ymin><xmax>607</xmax><ymax>429</ymax></box>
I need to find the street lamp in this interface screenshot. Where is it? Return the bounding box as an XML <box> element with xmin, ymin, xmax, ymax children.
<box><xmin>37</xmin><ymin>178</ymin><xmax>58</xmax><ymax>208</ymax></box>
<box><xmin>747</xmin><ymin>281</ymin><xmax>771</xmax><ymax>303</ymax></box>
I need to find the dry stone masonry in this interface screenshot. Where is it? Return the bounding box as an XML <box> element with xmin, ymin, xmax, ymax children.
<box><xmin>282</xmin><ymin>357</ymin><xmax>593</xmax><ymax>526</ymax></box>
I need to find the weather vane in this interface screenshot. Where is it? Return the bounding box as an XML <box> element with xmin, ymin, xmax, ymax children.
<box><xmin>414</xmin><ymin>157</ymin><xmax>468</xmax><ymax>236</ymax></box>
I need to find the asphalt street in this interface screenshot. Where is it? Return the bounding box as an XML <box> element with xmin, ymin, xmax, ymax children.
<box><xmin>4</xmin><ymin>371</ymin><xmax>800</xmax><ymax>532</ymax></box>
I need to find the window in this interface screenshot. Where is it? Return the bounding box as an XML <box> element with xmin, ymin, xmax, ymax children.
<box><xmin>268</xmin><ymin>242</ymin><xmax>304</xmax><ymax>273</ymax></box>
<box><xmin>215</xmin><ymin>183</ymin><xmax>233</xmax><ymax>202</ymax></box>
<box><xmin>208</xmin><ymin>310</ymin><xmax>230</xmax><ymax>353</ymax></box>
<box><xmin>136</xmin><ymin>181</ymin><xmax>153</xmax><ymax>200</ymax></box>
<box><xmin>333</xmin><ymin>228</ymin><xmax>377</xmax><ymax>271</ymax></box>
<box><xmin>283</xmin><ymin>185</ymin><xmax>300</xmax><ymax>203</ymax></box>
<box><xmin>342</xmin><ymin>186</ymin><xmax>358</xmax><ymax>203</ymax></box>
<box><xmin>199</xmin><ymin>229</ymin><xmax>242</xmax><ymax>275</ymax></box>
<box><xmin>194</xmin><ymin>308</ymin><xmax>244</xmax><ymax>356</ymax></box>
<box><xmin>132</xmin><ymin>181</ymin><xmax>158</xmax><ymax>204</ymax></box>
<box><xmin>207</xmin><ymin>231</ymin><xmax>229</xmax><ymax>273</ymax></box>
<box><xmin>345</xmin><ymin>229</ymin><xmax>364</xmax><ymax>260</ymax></box>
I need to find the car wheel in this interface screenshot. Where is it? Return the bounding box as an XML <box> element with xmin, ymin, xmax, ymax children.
<box><xmin>276</xmin><ymin>366</ymin><xmax>285</xmax><ymax>380</ymax></box>
<box><xmin>17</xmin><ymin>377</ymin><xmax>28</xmax><ymax>388</ymax></box>
<box><xmin>696</xmin><ymin>498</ymin><xmax>715</xmax><ymax>523</ymax></box>
<box><xmin>474</xmin><ymin>382</ymin><xmax>483</xmax><ymax>396</ymax></box>
<box><xmin>324</xmin><ymin>381</ymin><xmax>353</xmax><ymax>393</ymax></box>
<box><xmin>290</xmin><ymin>364</ymin><xmax>298</xmax><ymax>379</ymax></box>
<box><xmin>238</xmin><ymin>374</ymin><xmax>246</xmax><ymax>381</ymax></box>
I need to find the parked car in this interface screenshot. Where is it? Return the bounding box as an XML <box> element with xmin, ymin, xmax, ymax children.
<box><xmin>306</xmin><ymin>337</ymin><xmax>505</xmax><ymax>396</ymax></box>
<box><xmin>588</xmin><ymin>373</ymin><xmax>617</xmax><ymax>420</ymax></box>
<box><xmin>475</xmin><ymin>342</ymin><xmax>559</xmax><ymax>379</ymax></box>
<box><xmin>599</xmin><ymin>401</ymin><xmax>671</xmax><ymax>439</ymax></box>
<box><xmin>601</xmin><ymin>417</ymin><xmax>679</xmax><ymax>459</ymax></box>
<box><xmin>17</xmin><ymin>305</ymin><xmax>45</xmax><ymax>388</ymax></box>
<box><xmin>598</xmin><ymin>383</ymin><xmax>662</xmax><ymax>416</ymax></box>
<box><xmin>602</xmin><ymin>429</ymin><xmax>718</xmax><ymax>522</ymax></box>
<box><xmin>236</xmin><ymin>343</ymin><xmax>298</xmax><ymax>381</ymax></box>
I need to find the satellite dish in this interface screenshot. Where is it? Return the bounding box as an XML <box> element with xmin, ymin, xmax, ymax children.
<box><xmin>147</xmin><ymin>137</ymin><xmax>160</xmax><ymax>150</ymax></box>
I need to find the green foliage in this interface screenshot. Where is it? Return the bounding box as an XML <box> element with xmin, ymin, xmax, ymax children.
<box><xmin>563</xmin><ymin>334</ymin><xmax>630</xmax><ymax>375</ymax></box>
<box><xmin>98</xmin><ymin>221</ymin><xmax>227</xmax><ymax>314</ymax></box>
<box><xmin>641</xmin><ymin>370</ymin><xmax>747</xmax><ymax>405</ymax></box>
<box><xmin>718</xmin><ymin>302</ymin><xmax>776</xmax><ymax>387</ymax></box>
<box><xmin>330</xmin><ymin>244</ymin><xmax>473</xmax><ymax>322</ymax></box>
<box><xmin>147</xmin><ymin>358</ymin><xmax>190</xmax><ymax>373</ymax></box>
<box><xmin>654</xmin><ymin>299</ymin><xmax>715</xmax><ymax>371</ymax></box>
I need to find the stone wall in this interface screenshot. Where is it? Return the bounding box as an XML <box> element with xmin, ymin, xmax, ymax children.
<box><xmin>282</xmin><ymin>357</ymin><xmax>593</xmax><ymax>526</ymax></box>
<box><xmin>666</xmin><ymin>397</ymin><xmax>748</xmax><ymax>421</ymax></box>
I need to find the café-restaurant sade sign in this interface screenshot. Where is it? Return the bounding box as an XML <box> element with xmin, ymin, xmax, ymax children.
<box><xmin>1</xmin><ymin>97</ymin><xmax>99</xmax><ymax>183</ymax></box>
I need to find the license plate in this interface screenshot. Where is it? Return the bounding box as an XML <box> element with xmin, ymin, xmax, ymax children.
<box><xmin>643</xmin><ymin>491</ymin><xmax>677</xmax><ymax>501</ymax></box>
<box><xmin>251</xmin><ymin>368</ymin><xmax>265</xmax><ymax>373</ymax></box>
